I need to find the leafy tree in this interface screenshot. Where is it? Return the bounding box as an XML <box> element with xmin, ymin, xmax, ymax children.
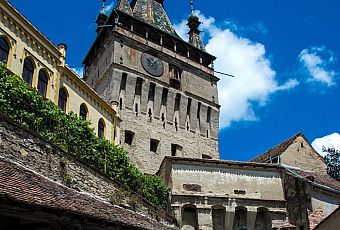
<box><xmin>323</xmin><ymin>146</ymin><xmax>340</xmax><ymax>181</ymax></box>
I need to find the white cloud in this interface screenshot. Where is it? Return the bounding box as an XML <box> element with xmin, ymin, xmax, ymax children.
<box><xmin>174</xmin><ymin>11</ymin><xmax>298</xmax><ymax>129</ymax></box>
<box><xmin>299</xmin><ymin>47</ymin><xmax>338</xmax><ymax>87</ymax></box>
<box><xmin>312</xmin><ymin>133</ymin><xmax>340</xmax><ymax>157</ymax></box>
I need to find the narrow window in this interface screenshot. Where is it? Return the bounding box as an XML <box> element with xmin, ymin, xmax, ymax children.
<box><xmin>98</xmin><ymin>119</ymin><xmax>105</xmax><ymax>139</ymax></box>
<box><xmin>148</xmin><ymin>83</ymin><xmax>156</xmax><ymax>101</ymax></box>
<box><xmin>120</xmin><ymin>73</ymin><xmax>127</xmax><ymax>90</ymax></box>
<box><xmin>119</xmin><ymin>98</ymin><xmax>123</xmax><ymax>110</ymax></box>
<box><xmin>212</xmin><ymin>207</ymin><xmax>226</xmax><ymax>230</ymax></box>
<box><xmin>207</xmin><ymin>107</ymin><xmax>212</xmax><ymax>123</ymax></box>
<box><xmin>175</xmin><ymin>93</ymin><xmax>181</xmax><ymax>111</ymax></box>
<box><xmin>197</xmin><ymin>102</ymin><xmax>201</xmax><ymax>120</ymax></box>
<box><xmin>58</xmin><ymin>88</ymin><xmax>68</xmax><ymax>112</ymax></box>
<box><xmin>135</xmin><ymin>77</ymin><xmax>143</xmax><ymax>96</ymax></box>
<box><xmin>150</xmin><ymin>139</ymin><xmax>159</xmax><ymax>153</ymax></box>
<box><xmin>0</xmin><ymin>37</ymin><xmax>10</xmax><ymax>64</ymax></box>
<box><xmin>202</xmin><ymin>154</ymin><xmax>212</xmax><ymax>159</ymax></box>
<box><xmin>22</xmin><ymin>58</ymin><xmax>34</xmax><ymax>86</ymax></box>
<box><xmin>182</xmin><ymin>206</ymin><xmax>198</xmax><ymax>230</ymax></box>
<box><xmin>161</xmin><ymin>88</ymin><xmax>168</xmax><ymax>106</ymax></box>
<box><xmin>169</xmin><ymin>65</ymin><xmax>181</xmax><ymax>90</ymax></box>
<box><xmin>37</xmin><ymin>70</ymin><xmax>48</xmax><ymax>97</ymax></box>
<box><xmin>187</xmin><ymin>98</ymin><xmax>192</xmax><ymax>115</ymax></box>
<box><xmin>79</xmin><ymin>103</ymin><xmax>88</xmax><ymax>120</ymax></box>
<box><xmin>125</xmin><ymin>130</ymin><xmax>134</xmax><ymax>145</ymax></box>
<box><xmin>171</xmin><ymin>144</ymin><xmax>182</xmax><ymax>157</ymax></box>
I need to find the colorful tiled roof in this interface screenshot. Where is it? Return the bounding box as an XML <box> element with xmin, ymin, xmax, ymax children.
<box><xmin>0</xmin><ymin>158</ymin><xmax>174</xmax><ymax>230</ymax></box>
<box><xmin>116</xmin><ymin>0</ymin><xmax>133</xmax><ymax>15</ymax></box>
<box><xmin>131</xmin><ymin>0</ymin><xmax>179</xmax><ymax>37</ymax></box>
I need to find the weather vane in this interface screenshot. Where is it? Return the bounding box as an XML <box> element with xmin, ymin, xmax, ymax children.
<box><xmin>101</xmin><ymin>0</ymin><xmax>106</xmax><ymax>13</ymax></box>
<box><xmin>190</xmin><ymin>0</ymin><xmax>195</xmax><ymax>15</ymax></box>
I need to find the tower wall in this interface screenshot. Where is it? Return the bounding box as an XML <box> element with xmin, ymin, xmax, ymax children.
<box><xmin>84</xmin><ymin>27</ymin><xmax>220</xmax><ymax>174</ymax></box>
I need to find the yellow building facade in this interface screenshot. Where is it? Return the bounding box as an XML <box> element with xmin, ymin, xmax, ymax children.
<box><xmin>0</xmin><ymin>1</ymin><xmax>120</xmax><ymax>144</ymax></box>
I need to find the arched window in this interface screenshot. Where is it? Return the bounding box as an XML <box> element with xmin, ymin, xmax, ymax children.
<box><xmin>79</xmin><ymin>103</ymin><xmax>88</xmax><ymax>120</ymax></box>
<box><xmin>0</xmin><ymin>37</ymin><xmax>10</xmax><ymax>64</ymax></box>
<box><xmin>233</xmin><ymin>207</ymin><xmax>247</xmax><ymax>230</ymax></box>
<box><xmin>58</xmin><ymin>88</ymin><xmax>68</xmax><ymax>112</ymax></box>
<box><xmin>182</xmin><ymin>205</ymin><xmax>198</xmax><ymax>230</ymax></box>
<box><xmin>98</xmin><ymin>119</ymin><xmax>105</xmax><ymax>139</ymax></box>
<box><xmin>255</xmin><ymin>208</ymin><xmax>272</xmax><ymax>230</ymax></box>
<box><xmin>37</xmin><ymin>70</ymin><xmax>48</xmax><ymax>97</ymax></box>
<box><xmin>22</xmin><ymin>58</ymin><xmax>34</xmax><ymax>86</ymax></box>
<box><xmin>212</xmin><ymin>206</ymin><xmax>226</xmax><ymax>230</ymax></box>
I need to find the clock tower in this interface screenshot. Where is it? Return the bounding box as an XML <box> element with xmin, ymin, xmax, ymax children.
<box><xmin>83</xmin><ymin>0</ymin><xmax>220</xmax><ymax>173</ymax></box>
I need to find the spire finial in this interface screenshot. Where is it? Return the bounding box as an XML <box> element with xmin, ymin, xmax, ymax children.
<box><xmin>190</xmin><ymin>0</ymin><xmax>195</xmax><ymax>16</ymax></box>
<box><xmin>101</xmin><ymin>0</ymin><xmax>107</xmax><ymax>14</ymax></box>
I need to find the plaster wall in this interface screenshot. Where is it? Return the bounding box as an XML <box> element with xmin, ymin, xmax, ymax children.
<box><xmin>171</xmin><ymin>164</ymin><xmax>285</xmax><ymax>200</ymax></box>
<box><xmin>281</xmin><ymin>136</ymin><xmax>326</xmax><ymax>173</ymax></box>
<box><xmin>310</xmin><ymin>191</ymin><xmax>340</xmax><ymax>217</ymax></box>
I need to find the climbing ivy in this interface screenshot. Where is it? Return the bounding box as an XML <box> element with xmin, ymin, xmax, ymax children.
<box><xmin>0</xmin><ymin>63</ymin><xmax>169</xmax><ymax>208</ymax></box>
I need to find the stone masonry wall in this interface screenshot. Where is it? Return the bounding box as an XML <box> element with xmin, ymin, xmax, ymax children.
<box><xmin>84</xmin><ymin>31</ymin><xmax>220</xmax><ymax>174</ymax></box>
<box><xmin>0</xmin><ymin>116</ymin><xmax>176</xmax><ymax>226</ymax></box>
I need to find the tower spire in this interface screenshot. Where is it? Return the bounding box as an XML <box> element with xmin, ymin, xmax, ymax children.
<box><xmin>187</xmin><ymin>0</ymin><xmax>205</xmax><ymax>51</ymax></box>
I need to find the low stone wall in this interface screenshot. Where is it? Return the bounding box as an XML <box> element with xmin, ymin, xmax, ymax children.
<box><xmin>0</xmin><ymin>115</ymin><xmax>176</xmax><ymax>226</ymax></box>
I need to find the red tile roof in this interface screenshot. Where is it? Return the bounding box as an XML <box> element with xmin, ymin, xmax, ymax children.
<box><xmin>0</xmin><ymin>158</ymin><xmax>174</xmax><ymax>230</ymax></box>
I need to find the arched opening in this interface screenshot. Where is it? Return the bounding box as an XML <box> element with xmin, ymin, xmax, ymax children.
<box><xmin>182</xmin><ymin>205</ymin><xmax>198</xmax><ymax>230</ymax></box>
<box><xmin>58</xmin><ymin>87</ymin><xmax>68</xmax><ymax>112</ymax></box>
<box><xmin>98</xmin><ymin>119</ymin><xmax>106</xmax><ymax>139</ymax></box>
<box><xmin>79</xmin><ymin>103</ymin><xmax>88</xmax><ymax>120</ymax></box>
<box><xmin>212</xmin><ymin>206</ymin><xmax>226</xmax><ymax>230</ymax></box>
<box><xmin>22</xmin><ymin>58</ymin><xmax>34</xmax><ymax>86</ymax></box>
<box><xmin>254</xmin><ymin>208</ymin><xmax>272</xmax><ymax>230</ymax></box>
<box><xmin>233</xmin><ymin>207</ymin><xmax>247</xmax><ymax>230</ymax></box>
<box><xmin>37</xmin><ymin>69</ymin><xmax>49</xmax><ymax>97</ymax></box>
<box><xmin>0</xmin><ymin>37</ymin><xmax>10</xmax><ymax>64</ymax></box>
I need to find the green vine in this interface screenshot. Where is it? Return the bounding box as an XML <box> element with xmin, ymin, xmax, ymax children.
<box><xmin>0</xmin><ymin>63</ymin><xmax>169</xmax><ymax>208</ymax></box>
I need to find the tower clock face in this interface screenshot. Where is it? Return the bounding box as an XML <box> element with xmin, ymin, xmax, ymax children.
<box><xmin>141</xmin><ymin>53</ymin><xmax>164</xmax><ymax>77</ymax></box>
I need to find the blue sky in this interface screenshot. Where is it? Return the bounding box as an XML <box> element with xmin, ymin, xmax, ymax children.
<box><xmin>9</xmin><ymin>0</ymin><xmax>340</xmax><ymax>161</ymax></box>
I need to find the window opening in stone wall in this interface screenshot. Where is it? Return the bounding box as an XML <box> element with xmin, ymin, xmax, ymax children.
<box><xmin>120</xmin><ymin>73</ymin><xmax>127</xmax><ymax>90</ymax></box>
<box><xmin>58</xmin><ymin>87</ymin><xmax>68</xmax><ymax>112</ymax></box>
<box><xmin>23</xmin><ymin>58</ymin><xmax>34</xmax><ymax>86</ymax></box>
<box><xmin>174</xmin><ymin>118</ymin><xmax>178</xmax><ymax>131</ymax></box>
<box><xmin>119</xmin><ymin>98</ymin><xmax>123</xmax><ymax>110</ymax></box>
<box><xmin>135</xmin><ymin>77</ymin><xmax>143</xmax><ymax>96</ymax></box>
<box><xmin>148</xmin><ymin>108</ymin><xmax>153</xmax><ymax>121</ymax></box>
<box><xmin>37</xmin><ymin>70</ymin><xmax>49</xmax><ymax>97</ymax></box>
<box><xmin>197</xmin><ymin>102</ymin><xmax>201</xmax><ymax>120</ymax></box>
<box><xmin>212</xmin><ymin>207</ymin><xmax>226</xmax><ymax>230</ymax></box>
<box><xmin>125</xmin><ymin>130</ymin><xmax>134</xmax><ymax>145</ymax></box>
<box><xmin>169</xmin><ymin>65</ymin><xmax>181</xmax><ymax>90</ymax></box>
<box><xmin>254</xmin><ymin>208</ymin><xmax>272</xmax><ymax>230</ymax></box>
<box><xmin>233</xmin><ymin>207</ymin><xmax>247</xmax><ymax>230</ymax></box>
<box><xmin>171</xmin><ymin>144</ymin><xmax>182</xmax><ymax>156</ymax></box>
<box><xmin>148</xmin><ymin>83</ymin><xmax>156</xmax><ymax>101</ymax></box>
<box><xmin>207</xmin><ymin>107</ymin><xmax>212</xmax><ymax>123</ymax></box>
<box><xmin>0</xmin><ymin>37</ymin><xmax>10</xmax><ymax>64</ymax></box>
<box><xmin>187</xmin><ymin>98</ymin><xmax>192</xmax><ymax>115</ymax></box>
<box><xmin>182</xmin><ymin>206</ymin><xmax>198</xmax><ymax>230</ymax></box>
<box><xmin>161</xmin><ymin>88</ymin><xmax>168</xmax><ymax>106</ymax></box>
<box><xmin>150</xmin><ymin>139</ymin><xmax>159</xmax><ymax>153</ymax></box>
<box><xmin>98</xmin><ymin>119</ymin><xmax>105</xmax><ymax>139</ymax></box>
<box><xmin>175</xmin><ymin>93</ymin><xmax>181</xmax><ymax>111</ymax></box>
<box><xmin>234</xmin><ymin>190</ymin><xmax>246</xmax><ymax>195</ymax></box>
<box><xmin>79</xmin><ymin>103</ymin><xmax>88</xmax><ymax>120</ymax></box>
